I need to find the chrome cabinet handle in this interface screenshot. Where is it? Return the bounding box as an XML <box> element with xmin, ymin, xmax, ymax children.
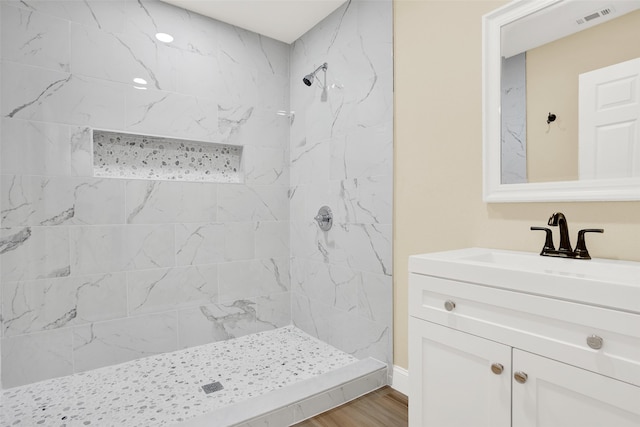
<box><xmin>444</xmin><ymin>300</ymin><xmax>456</xmax><ymax>311</ymax></box>
<box><xmin>587</xmin><ymin>335</ymin><xmax>603</xmax><ymax>350</ymax></box>
<box><xmin>491</xmin><ymin>363</ymin><xmax>504</xmax><ymax>375</ymax></box>
<box><xmin>514</xmin><ymin>371</ymin><xmax>528</xmax><ymax>384</ymax></box>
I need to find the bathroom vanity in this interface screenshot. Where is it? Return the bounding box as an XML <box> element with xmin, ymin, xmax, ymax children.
<box><xmin>408</xmin><ymin>248</ymin><xmax>640</xmax><ymax>426</ymax></box>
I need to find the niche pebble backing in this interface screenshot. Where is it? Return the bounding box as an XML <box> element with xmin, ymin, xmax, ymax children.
<box><xmin>93</xmin><ymin>130</ymin><xmax>243</xmax><ymax>183</ymax></box>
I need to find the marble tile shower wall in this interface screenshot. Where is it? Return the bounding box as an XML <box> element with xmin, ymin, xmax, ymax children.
<box><xmin>0</xmin><ymin>0</ymin><xmax>291</xmax><ymax>388</ymax></box>
<box><xmin>501</xmin><ymin>52</ymin><xmax>527</xmax><ymax>184</ymax></box>
<box><xmin>289</xmin><ymin>0</ymin><xmax>394</xmax><ymax>370</ymax></box>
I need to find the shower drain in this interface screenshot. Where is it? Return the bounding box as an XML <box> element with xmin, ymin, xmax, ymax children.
<box><xmin>201</xmin><ymin>381</ymin><xmax>224</xmax><ymax>394</ymax></box>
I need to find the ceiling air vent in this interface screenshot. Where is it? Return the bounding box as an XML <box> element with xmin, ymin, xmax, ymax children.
<box><xmin>576</xmin><ymin>6</ymin><xmax>616</xmax><ymax>25</ymax></box>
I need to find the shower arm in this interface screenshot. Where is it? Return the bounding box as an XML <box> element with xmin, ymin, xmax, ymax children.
<box><xmin>309</xmin><ymin>63</ymin><xmax>328</xmax><ymax>85</ymax></box>
<box><xmin>312</xmin><ymin>63</ymin><xmax>328</xmax><ymax>75</ymax></box>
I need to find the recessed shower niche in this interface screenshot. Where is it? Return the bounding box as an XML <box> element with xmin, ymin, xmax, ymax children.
<box><xmin>92</xmin><ymin>130</ymin><xmax>243</xmax><ymax>183</ymax></box>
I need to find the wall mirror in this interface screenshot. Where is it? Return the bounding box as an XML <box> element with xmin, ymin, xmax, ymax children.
<box><xmin>483</xmin><ymin>0</ymin><xmax>640</xmax><ymax>202</ymax></box>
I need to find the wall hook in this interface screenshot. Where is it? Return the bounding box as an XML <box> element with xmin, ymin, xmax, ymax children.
<box><xmin>547</xmin><ymin>112</ymin><xmax>557</xmax><ymax>124</ymax></box>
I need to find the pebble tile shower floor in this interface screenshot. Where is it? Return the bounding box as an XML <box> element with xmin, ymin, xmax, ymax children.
<box><xmin>0</xmin><ymin>327</ymin><xmax>360</xmax><ymax>426</ymax></box>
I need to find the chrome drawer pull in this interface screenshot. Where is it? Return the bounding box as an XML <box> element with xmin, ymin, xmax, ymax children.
<box><xmin>514</xmin><ymin>371</ymin><xmax>528</xmax><ymax>384</ymax></box>
<box><xmin>491</xmin><ymin>363</ymin><xmax>504</xmax><ymax>375</ymax></box>
<box><xmin>444</xmin><ymin>300</ymin><xmax>456</xmax><ymax>311</ymax></box>
<box><xmin>587</xmin><ymin>335</ymin><xmax>603</xmax><ymax>350</ymax></box>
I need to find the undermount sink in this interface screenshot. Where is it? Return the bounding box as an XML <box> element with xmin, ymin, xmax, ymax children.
<box><xmin>409</xmin><ymin>248</ymin><xmax>640</xmax><ymax>314</ymax></box>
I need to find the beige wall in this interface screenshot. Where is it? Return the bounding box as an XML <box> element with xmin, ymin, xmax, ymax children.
<box><xmin>393</xmin><ymin>0</ymin><xmax>640</xmax><ymax>370</ymax></box>
<box><xmin>526</xmin><ymin>9</ymin><xmax>640</xmax><ymax>182</ymax></box>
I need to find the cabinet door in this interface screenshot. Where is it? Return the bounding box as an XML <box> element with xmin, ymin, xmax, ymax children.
<box><xmin>409</xmin><ymin>318</ymin><xmax>511</xmax><ymax>427</ymax></box>
<box><xmin>513</xmin><ymin>349</ymin><xmax>640</xmax><ymax>427</ymax></box>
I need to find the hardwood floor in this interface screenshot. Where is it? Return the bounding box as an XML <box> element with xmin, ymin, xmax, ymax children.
<box><xmin>293</xmin><ymin>386</ymin><xmax>408</xmax><ymax>427</ymax></box>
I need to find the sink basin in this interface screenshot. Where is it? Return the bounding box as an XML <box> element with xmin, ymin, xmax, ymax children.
<box><xmin>409</xmin><ymin>248</ymin><xmax>640</xmax><ymax>313</ymax></box>
<box><xmin>461</xmin><ymin>250</ymin><xmax>640</xmax><ymax>282</ymax></box>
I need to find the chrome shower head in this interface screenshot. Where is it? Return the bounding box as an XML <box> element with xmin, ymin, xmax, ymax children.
<box><xmin>303</xmin><ymin>74</ymin><xmax>314</xmax><ymax>86</ymax></box>
<box><xmin>302</xmin><ymin>62</ymin><xmax>328</xmax><ymax>87</ymax></box>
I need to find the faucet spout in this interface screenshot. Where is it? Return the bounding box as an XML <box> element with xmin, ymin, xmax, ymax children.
<box><xmin>547</xmin><ymin>212</ymin><xmax>573</xmax><ymax>256</ymax></box>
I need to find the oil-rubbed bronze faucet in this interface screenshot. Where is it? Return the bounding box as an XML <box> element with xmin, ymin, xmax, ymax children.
<box><xmin>547</xmin><ymin>212</ymin><xmax>574</xmax><ymax>257</ymax></box>
<box><xmin>574</xmin><ymin>229</ymin><xmax>605</xmax><ymax>259</ymax></box>
<box><xmin>530</xmin><ymin>226</ymin><xmax>555</xmax><ymax>256</ymax></box>
<box><xmin>530</xmin><ymin>212</ymin><xmax>603</xmax><ymax>260</ymax></box>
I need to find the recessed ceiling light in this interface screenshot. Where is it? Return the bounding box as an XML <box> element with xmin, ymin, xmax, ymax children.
<box><xmin>134</xmin><ymin>86</ymin><xmax>148</xmax><ymax>90</ymax></box>
<box><xmin>155</xmin><ymin>32</ymin><xmax>174</xmax><ymax>43</ymax></box>
<box><xmin>133</xmin><ymin>77</ymin><xmax>148</xmax><ymax>85</ymax></box>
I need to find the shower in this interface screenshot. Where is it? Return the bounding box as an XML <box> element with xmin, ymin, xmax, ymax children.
<box><xmin>303</xmin><ymin>62</ymin><xmax>329</xmax><ymax>101</ymax></box>
<box><xmin>0</xmin><ymin>0</ymin><xmax>394</xmax><ymax>423</ymax></box>
<box><xmin>302</xmin><ymin>62</ymin><xmax>328</xmax><ymax>86</ymax></box>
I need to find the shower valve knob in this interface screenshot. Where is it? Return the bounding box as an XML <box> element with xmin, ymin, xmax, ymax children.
<box><xmin>314</xmin><ymin>206</ymin><xmax>333</xmax><ymax>231</ymax></box>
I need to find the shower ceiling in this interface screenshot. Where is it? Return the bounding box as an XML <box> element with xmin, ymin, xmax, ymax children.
<box><xmin>159</xmin><ymin>0</ymin><xmax>347</xmax><ymax>44</ymax></box>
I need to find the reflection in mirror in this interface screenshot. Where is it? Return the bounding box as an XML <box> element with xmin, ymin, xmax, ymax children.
<box><xmin>500</xmin><ymin>1</ymin><xmax>640</xmax><ymax>185</ymax></box>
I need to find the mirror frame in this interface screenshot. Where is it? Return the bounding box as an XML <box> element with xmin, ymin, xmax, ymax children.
<box><xmin>482</xmin><ymin>0</ymin><xmax>640</xmax><ymax>203</ymax></box>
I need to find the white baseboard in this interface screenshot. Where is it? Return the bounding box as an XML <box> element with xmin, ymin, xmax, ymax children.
<box><xmin>390</xmin><ymin>365</ymin><xmax>408</xmax><ymax>396</ymax></box>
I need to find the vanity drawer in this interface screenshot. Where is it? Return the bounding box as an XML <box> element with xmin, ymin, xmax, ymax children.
<box><xmin>409</xmin><ymin>273</ymin><xmax>640</xmax><ymax>387</ymax></box>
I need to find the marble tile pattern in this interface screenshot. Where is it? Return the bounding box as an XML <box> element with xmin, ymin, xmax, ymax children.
<box><xmin>93</xmin><ymin>130</ymin><xmax>243</xmax><ymax>183</ymax></box>
<box><xmin>501</xmin><ymin>52</ymin><xmax>527</xmax><ymax>184</ymax></box>
<box><xmin>289</xmin><ymin>0</ymin><xmax>394</xmax><ymax>376</ymax></box>
<box><xmin>0</xmin><ymin>326</ymin><xmax>361</xmax><ymax>426</ymax></box>
<box><xmin>0</xmin><ymin>0</ymin><xmax>394</xmax><ymax>391</ymax></box>
<box><xmin>0</xmin><ymin>0</ymin><xmax>290</xmax><ymax>388</ymax></box>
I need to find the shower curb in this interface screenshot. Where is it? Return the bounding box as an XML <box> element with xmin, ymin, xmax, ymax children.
<box><xmin>180</xmin><ymin>357</ymin><xmax>387</xmax><ymax>426</ymax></box>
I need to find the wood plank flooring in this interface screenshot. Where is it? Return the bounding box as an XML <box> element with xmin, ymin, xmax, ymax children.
<box><xmin>293</xmin><ymin>386</ymin><xmax>408</xmax><ymax>427</ymax></box>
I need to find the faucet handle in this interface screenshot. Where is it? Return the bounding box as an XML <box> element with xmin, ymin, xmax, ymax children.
<box><xmin>574</xmin><ymin>229</ymin><xmax>604</xmax><ymax>260</ymax></box>
<box><xmin>530</xmin><ymin>227</ymin><xmax>555</xmax><ymax>256</ymax></box>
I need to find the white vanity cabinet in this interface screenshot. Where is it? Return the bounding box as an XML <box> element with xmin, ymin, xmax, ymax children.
<box><xmin>408</xmin><ymin>249</ymin><xmax>640</xmax><ymax>427</ymax></box>
<box><xmin>409</xmin><ymin>319</ymin><xmax>511</xmax><ymax>427</ymax></box>
<box><xmin>511</xmin><ymin>349</ymin><xmax>640</xmax><ymax>427</ymax></box>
